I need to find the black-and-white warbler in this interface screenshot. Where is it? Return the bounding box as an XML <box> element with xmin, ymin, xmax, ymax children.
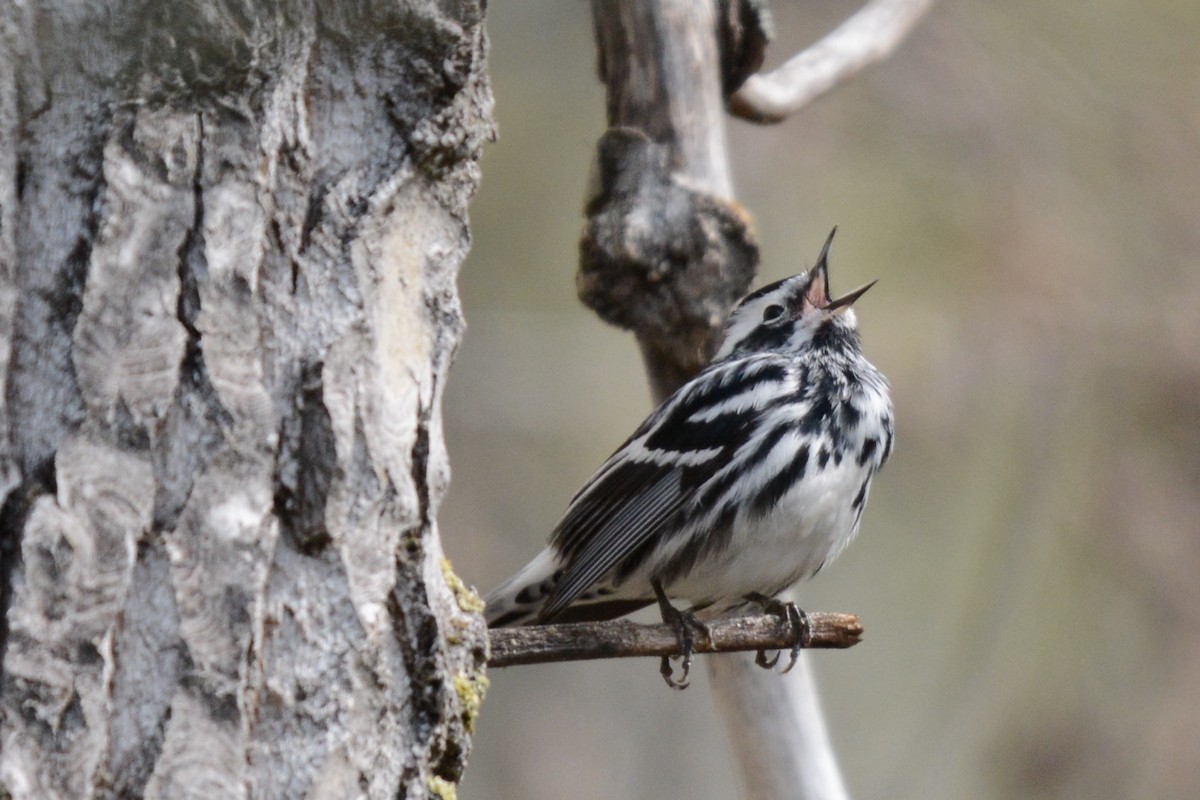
<box><xmin>485</xmin><ymin>230</ymin><xmax>893</xmax><ymax>687</ymax></box>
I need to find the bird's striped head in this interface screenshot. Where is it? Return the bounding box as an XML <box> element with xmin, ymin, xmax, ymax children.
<box><xmin>714</xmin><ymin>228</ymin><xmax>876</xmax><ymax>360</ymax></box>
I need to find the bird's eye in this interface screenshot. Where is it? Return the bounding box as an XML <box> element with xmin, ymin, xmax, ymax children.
<box><xmin>762</xmin><ymin>304</ymin><xmax>785</xmax><ymax>323</ymax></box>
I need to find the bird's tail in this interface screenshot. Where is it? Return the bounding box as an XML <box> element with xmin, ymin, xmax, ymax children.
<box><xmin>484</xmin><ymin>548</ymin><xmax>656</xmax><ymax>627</ymax></box>
<box><xmin>484</xmin><ymin>548</ymin><xmax>561</xmax><ymax>628</ymax></box>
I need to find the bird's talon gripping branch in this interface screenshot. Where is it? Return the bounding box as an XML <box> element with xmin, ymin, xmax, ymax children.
<box><xmin>654</xmin><ymin>579</ymin><xmax>710</xmax><ymax>690</ymax></box>
<box><xmin>660</xmin><ymin>654</ymin><xmax>689</xmax><ymax>690</ymax></box>
<box><xmin>747</xmin><ymin>593</ymin><xmax>810</xmax><ymax>673</ymax></box>
<box><xmin>781</xmin><ymin>605</ymin><xmax>810</xmax><ymax>674</ymax></box>
<box><xmin>755</xmin><ymin>648</ymin><xmax>781</xmax><ymax>670</ymax></box>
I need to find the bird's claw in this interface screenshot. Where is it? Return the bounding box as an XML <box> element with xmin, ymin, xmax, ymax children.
<box><xmin>660</xmin><ymin>654</ymin><xmax>690</xmax><ymax>690</ymax></box>
<box><xmin>747</xmin><ymin>593</ymin><xmax>810</xmax><ymax>674</ymax></box>
<box><xmin>654</xmin><ymin>580</ymin><xmax>710</xmax><ymax>690</ymax></box>
<box><xmin>755</xmin><ymin>648</ymin><xmax>781</xmax><ymax>669</ymax></box>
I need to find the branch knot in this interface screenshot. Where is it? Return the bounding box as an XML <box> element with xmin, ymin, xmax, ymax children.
<box><xmin>578</xmin><ymin>128</ymin><xmax>759</xmax><ymax>379</ymax></box>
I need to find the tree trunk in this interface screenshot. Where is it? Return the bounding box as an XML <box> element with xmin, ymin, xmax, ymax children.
<box><xmin>0</xmin><ymin>2</ymin><xmax>492</xmax><ymax>798</ymax></box>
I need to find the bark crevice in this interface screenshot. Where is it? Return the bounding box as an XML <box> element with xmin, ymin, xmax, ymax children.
<box><xmin>0</xmin><ymin>457</ymin><xmax>55</xmax><ymax>671</ymax></box>
<box><xmin>271</xmin><ymin>360</ymin><xmax>335</xmax><ymax>555</ymax></box>
<box><xmin>154</xmin><ymin>111</ymin><xmax>231</xmax><ymax>533</ymax></box>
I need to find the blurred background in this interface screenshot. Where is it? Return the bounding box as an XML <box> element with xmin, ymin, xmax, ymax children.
<box><xmin>440</xmin><ymin>1</ymin><xmax>1200</xmax><ymax>798</ymax></box>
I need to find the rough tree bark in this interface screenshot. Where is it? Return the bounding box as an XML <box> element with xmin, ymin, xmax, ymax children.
<box><xmin>0</xmin><ymin>2</ymin><xmax>492</xmax><ymax>798</ymax></box>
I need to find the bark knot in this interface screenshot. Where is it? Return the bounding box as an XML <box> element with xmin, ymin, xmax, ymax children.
<box><xmin>578</xmin><ymin>127</ymin><xmax>759</xmax><ymax>369</ymax></box>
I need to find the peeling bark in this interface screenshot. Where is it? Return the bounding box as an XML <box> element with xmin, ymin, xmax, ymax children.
<box><xmin>0</xmin><ymin>2</ymin><xmax>493</xmax><ymax>798</ymax></box>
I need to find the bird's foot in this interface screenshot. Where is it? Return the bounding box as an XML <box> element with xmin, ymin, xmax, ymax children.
<box><xmin>746</xmin><ymin>593</ymin><xmax>810</xmax><ymax>674</ymax></box>
<box><xmin>654</xmin><ymin>580</ymin><xmax>711</xmax><ymax>690</ymax></box>
<box><xmin>755</xmin><ymin>647</ymin><xmax>781</xmax><ymax>670</ymax></box>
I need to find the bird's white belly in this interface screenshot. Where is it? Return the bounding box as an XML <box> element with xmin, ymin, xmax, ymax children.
<box><xmin>664</xmin><ymin>457</ymin><xmax>872</xmax><ymax>608</ymax></box>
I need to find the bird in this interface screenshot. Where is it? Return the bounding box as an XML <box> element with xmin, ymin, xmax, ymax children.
<box><xmin>484</xmin><ymin>229</ymin><xmax>893</xmax><ymax>688</ymax></box>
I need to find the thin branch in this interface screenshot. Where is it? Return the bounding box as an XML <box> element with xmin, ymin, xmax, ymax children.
<box><xmin>488</xmin><ymin>612</ymin><xmax>862</xmax><ymax>668</ymax></box>
<box><xmin>729</xmin><ymin>0</ymin><xmax>936</xmax><ymax>124</ymax></box>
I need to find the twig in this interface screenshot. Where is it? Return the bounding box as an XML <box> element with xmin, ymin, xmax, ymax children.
<box><xmin>729</xmin><ymin>0</ymin><xmax>936</xmax><ymax>124</ymax></box>
<box><xmin>488</xmin><ymin>612</ymin><xmax>862</xmax><ymax>668</ymax></box>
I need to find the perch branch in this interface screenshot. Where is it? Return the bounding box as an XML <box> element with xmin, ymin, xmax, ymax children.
<box><xmin>729</xmin><ymin>0</ymin><xmax>936</xmax><ymax>124</ymax></box>
<box><xmin>488</xmin><ymin>612</ymin><xmax>862</xmax><ymax>668</ymax></box>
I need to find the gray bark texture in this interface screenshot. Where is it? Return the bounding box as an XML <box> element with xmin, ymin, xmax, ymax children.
<box><xmin>0</xmin><ymin>2</ymin><xmax>493</xmax><ymax>798</ymax></box>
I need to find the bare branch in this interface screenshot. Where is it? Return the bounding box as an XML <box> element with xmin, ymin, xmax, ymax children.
<box><xmin>488</xmin><ymin>612</ymin><xmax>862</xmax><ymax>668</ymax></box>
<box><xmin>730</xmin><ymin>0</ymin><xmax>936</xmax><ymax>124</ymax></box>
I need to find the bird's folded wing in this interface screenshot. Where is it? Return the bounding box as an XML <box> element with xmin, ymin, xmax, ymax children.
<box><xmin>541</xmin><ymin>357</ymin><xmax>793</xmax><ymax>619</ymax></box>
<box><xmin>540</xmin><ymin>464</ymin><xmax>686</xmax><ymax>620</ymax></box>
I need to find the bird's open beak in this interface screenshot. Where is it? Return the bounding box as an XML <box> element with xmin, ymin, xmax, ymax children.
<box><xmin>804</xmin><ymin>226</ymin><xmax>877</xmax><ymax>313</ymax></box>
<box><xmin>823</xmin><ymin>279</ymin><xmax>877</xmax><ymax>312</ymax></box>
<box><xmin>803</xmin><ymin>227</ymin><xmax>837</xmax><ymax>310</ymax></box>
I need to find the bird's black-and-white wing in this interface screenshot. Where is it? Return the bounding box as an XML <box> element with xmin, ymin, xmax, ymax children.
<box><xmin>538</xmin><ymin>355</ymin><xmax>795</xmax><ymax>619</ymax></box>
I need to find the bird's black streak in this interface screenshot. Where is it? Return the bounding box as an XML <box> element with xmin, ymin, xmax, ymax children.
<box><xmin>732</xmin><ymin>324</ymin><xmax>791</xmax><ymax>355</ymax></box>
<box><xmin>645</xmin><ymin>362</ymin><xmax>788</xmax><ymax>455</ymax></box>
<box><xmin>736</xmin><ymin>276</ymin><xmax>793</xmax><ymax>307</ymax></box>
<box><xmin>851</xmin><ymin>477</ymin><xmax>870</xmax><ymax>511</ymax></box>
<box><xmin>752</xmin><ymin>443</ymin><xmax>810</xmax><ymax>517</ymax></box>
<box><xmin>857</xmin><ymin>437</ymin><xmax>878</xmax><ymax>467</ymax></box>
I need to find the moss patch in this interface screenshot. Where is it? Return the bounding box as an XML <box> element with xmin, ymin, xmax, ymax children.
<box><xmin>441</xmin><ymin>557</ymin><xmax>486</xmax><ymax>615</ymax></box>
<box><xmin>453</xmin><ymin>670</ymin><xmax>490</xmax><ymax>733</ymax></box>
<box><xmin>429</xmin><ymin>776</ymin><xmax>458</xmax><ymax>800</ymax></box>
